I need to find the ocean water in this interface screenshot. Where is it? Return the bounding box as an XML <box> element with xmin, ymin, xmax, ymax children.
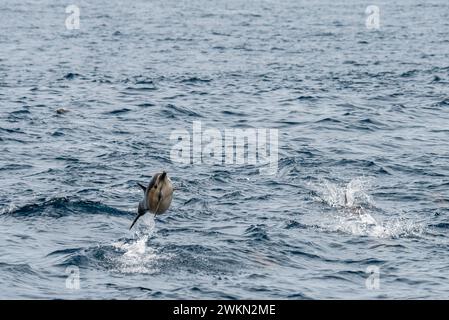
<box><xmin>1</xmin><ymin>0</ymin><xmax>449</xmax><ymax>299</ymax></box>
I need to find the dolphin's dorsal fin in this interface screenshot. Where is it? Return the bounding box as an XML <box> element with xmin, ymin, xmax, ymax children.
<box><xmin>137</xmin><ymin>182</ymin><xmax>147</xmax><ymax>192</ymax></box>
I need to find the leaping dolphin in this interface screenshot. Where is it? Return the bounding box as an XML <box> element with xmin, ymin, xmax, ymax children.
<box><xmin>129</xmin><ymin>171</ymin><xmax>174</xmax><ymax>230</ymax></box>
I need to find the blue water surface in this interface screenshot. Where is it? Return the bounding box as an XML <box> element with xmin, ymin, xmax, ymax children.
<box><xmin>1</xmin><ymin>0</ymin><xmax>449</xmax><ymax>299</ymax></box>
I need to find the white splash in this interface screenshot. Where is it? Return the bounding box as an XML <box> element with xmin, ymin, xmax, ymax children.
<box><xmin>0</xmin><ymin>202</ymin><xmax>17</xmax><ymax>215</ymax></box>
<box><xmin>313</xmin><ymin>176</ymin><xmax>374</xmax><ymax>208</ymax></box>
<box><xmin>311</xmin><ymin>177</ymin><xmax>425</xmax><ymax>239</ymax></box>
<box><xmin>111</xmin><ymin>214</ymin><xmax>162</xmax><ymax>274</ymax></box>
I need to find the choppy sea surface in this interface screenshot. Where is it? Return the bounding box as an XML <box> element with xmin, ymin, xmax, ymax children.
<box><xmin>1</xmin><ymin>0</ymin><xmax>449</xmax><ymax>299</ymax></box>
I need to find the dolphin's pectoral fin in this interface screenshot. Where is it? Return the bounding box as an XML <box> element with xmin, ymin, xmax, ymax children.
<box><xmin>129</xmin><ymin>212</ymin><xmax>144</xmax><ymax>230</ymax></box>
<box><xmin>130</xmin><ymin>202</ymin><xmax>147</xmax><ymax>230</ymax></box>
<box><xmin>137</xmin><ymin>183</ymin><xmax>147</xmax><ymax>192</ymax></box>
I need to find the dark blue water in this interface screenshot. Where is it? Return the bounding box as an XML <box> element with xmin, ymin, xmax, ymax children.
<box><xmin>1</xmin><ymin>0</ymin><xmax>449</xmax><ymax>299</ymax></box>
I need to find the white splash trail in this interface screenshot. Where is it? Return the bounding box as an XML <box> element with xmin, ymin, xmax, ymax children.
<box><xmin>111</xmin><ymin>214</ymin><xmax>162</xmax><ymax>274</ymax></box>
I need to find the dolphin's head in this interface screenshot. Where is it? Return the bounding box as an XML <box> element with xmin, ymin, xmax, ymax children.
<box><xmin>153</xmin><ymin>171</ymin><xmax>170</xmax><ymax>194</ymax></box>
<box><xmin>138</xmin><ymin>172</ymin><xmax>169</xmax><ymax>194</ymax></box>
<box><xmin>149</xmin><ymin>171</ymin><xmax>173</xmax><ymax>214</ymax></box>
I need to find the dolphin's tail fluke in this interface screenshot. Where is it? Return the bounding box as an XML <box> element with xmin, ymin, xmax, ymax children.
<box><xmin>129</xmin><ymin>213</ymin><xmax>144</xmax><ymax>230</ymax></box>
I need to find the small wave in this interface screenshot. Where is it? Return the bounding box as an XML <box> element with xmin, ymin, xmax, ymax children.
<box><xmin>106</xmin><ymin>108</ymin><xmax>132</xmax><ymax>115</ymax></box>
<box><xmin>136</xmin><ymin>102</ymin><xmax>155</xmax><ymax>108</ymax></box>
<box><xmin>51</xmin><ymin>130</ymin><xmax>65</xmax><ymax>137</ymax></box>
<box><xmin>62</xmin><ymin>72</ymin><xmax>82</xmax><ymax>80</ymax></box>
<box><xmin>245</xmin><ymin>224</ymin><xmax>270</xmax><ymax>241</ymax></box>
<box><xmin>315</xmin><ymin>117</ymin><xmax>342</xmax><ymax>124</ymax></box>
<box><xmin>122</xmin><ymin>76</ymin><xmax>155</xmax><ymax>85</ymax></box>
<box><xmin>358</xmin><ymin>118</ymin><xmax>385</xmax><ymax>127</ymax></box>
<box><xmin>400</xmin><ymin>69</ymin><xmax>419</xmax><ymax>77</ymax></box>
<box><xmin>10</xmin><ymin>109</ymin><xmax>31</xmax><ymax>116</ymax></box>
<box><xmin>430</xmin><ymin>223</ymin><xmax>449</xmax><ymax>229</ymax></box>
<box><xmin>0</xmin><ymin>163</ymin><xmax>33</xmax><ymax>171</ymax></box>
<box><xmin>124</xmin><ymin>86</ymin><xmax>157</xmax><ymax>92</ymax></box>
<box><xmin>3</xmin><ymin>197</ymin><xmax>130</xmax><ymax>218</ymax></box>
<box><xmin>0</xmin><ymin>127</ymin><xmax>25</xmax><ymax>134</ymax></box>
<box><xmin>161</xmin><ymin>103</ymin><xmax>203</xmax><ymax>118</ymax></box>
<box><xmin>159</xmin><ymin>244</ymin><xmax>241</xmax><ymax>275</ymax></box>
<box><xmin>120</xmin><ymin>76</ymin><xmax>158</xmax><ymax>92</ymax></box>
<box><xmin>282</xmin><ymin>95</ymin><xmax>317</xmax><ymax>102</ymax></box>
<box><xmin>434</xmin><ymin>98</ymin><xmax>449</xmax><ymax>107</ymax></box>
<box><xmin>0</xmin><ymin>262</ymin><xmax>38</xmax><ymax>275</ymax></box>
<box><xmin>180</xmin><ymin>76</ymin><xmax>212</xmax><ymax>84</ymax></box>
<box><xmin>182</xmin><ymin>197</ymin><xmax>210</xmax><ymax>212</ymax></box>
<box><xmin>221</xmin><ymin>110</ymin><xmax>247</xmax><ymax>116</ymax></box>
<box><xmin>284</xmin><ymin>220</ymin><xmax>307</xmax><ymax>229</ymax></box>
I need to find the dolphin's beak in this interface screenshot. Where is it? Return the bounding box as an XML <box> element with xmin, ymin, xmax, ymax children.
<box><xmin>160</xmin><ymin>171</ymin><xmax>167</xmax><ymax>180</ymax></box>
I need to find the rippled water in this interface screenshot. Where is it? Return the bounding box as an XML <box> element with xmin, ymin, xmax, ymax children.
<box><xmin>1</xmin><ymin>0</ymin><xmax>449</xmax><ymax>299</ymax></box>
